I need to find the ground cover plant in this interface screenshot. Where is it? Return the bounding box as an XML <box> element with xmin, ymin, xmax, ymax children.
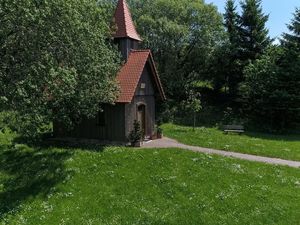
<box><xmin>162</xmin><ymin>123</ymin><xmax>300</xmax><ymax>161</ymax></box>
<box><xmin>0</xmin><ymin>131</ymin><xmax>300</xmax><ymax>225</ymax></box>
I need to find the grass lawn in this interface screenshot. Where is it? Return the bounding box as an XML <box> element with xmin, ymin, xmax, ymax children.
<box><xmin>0</xmin><ymin>131</ymin><xmax>300</xmax><ymax>224</ymax></box>
<box><xmin>162</xmin><ymin>123</ymin><xmax>300</xmax><ymax>161</ymax></box>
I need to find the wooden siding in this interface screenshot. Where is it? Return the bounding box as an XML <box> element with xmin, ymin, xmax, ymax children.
<box><xmin>54</xmin><ymin>104</ymin><xmax>126</xmax><ymax>142</ymax></box>
<box><xmin>115</xmin><ymin>38</ymin><xmax>139</xmax><ymax>60</ymax></box>
<box><xmin>54</xmin><ymin>57</ymin><xmax>158</xmax><ymax>142</ymax></box>
<box><xmin>125</xmin><ymin>62</ymin><xmax>156</xmax><ymax>138</ymax></box>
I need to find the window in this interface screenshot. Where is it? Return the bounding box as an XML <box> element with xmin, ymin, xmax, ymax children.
<box><xmin>140</xmin><ymin>83</ymin><xmax>146</xmax><ymax>95</ymax></box>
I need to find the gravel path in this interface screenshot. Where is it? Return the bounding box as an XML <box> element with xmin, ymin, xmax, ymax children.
<box><xmin>142</xmin><ymin>137</ymin><xmax>300</xmax><ymax>168</ymax></box>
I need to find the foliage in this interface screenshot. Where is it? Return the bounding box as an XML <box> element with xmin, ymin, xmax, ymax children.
<box><xmin>182</xmin><ymin>90</ymin><xmax>202</xmax><ymax>130</ymax></box>
<box><xmin>221</xmin><ymin>107</ymin><xmax>244</xmax><ymax>126</ymax></box>
<box><xmin>156</xmin><ymin>126</ymin><xmax>163</xmax><ymax>134</ymax></box>
<box><xmin>0</xmin><ymin>111</ymin><xmax>19</xmax><ymax>133</ymax></box>
<box><xmin>0</xmin><ymin>0</ymin><xmax>120</xmax><ymax>137</ymax></box>
<box><xmin>243</xmin><ymin>47</ymin><xmax>287</xmax><ymax>130</ymax></box>
<box><xmin>127</xmin><ymin>0</ymin><xmax>226</xmax><ymax>100</ymax></box>
<box><xmin>183</xmin><ymin>90</ymin><xmax>202</xmax><ymax>114</ymax></box>
<box><xmin>128</xmin><ymin>120</ymin><xmax>143</xmax><ymax>144</ymax></box>
<box><xmin>220</xmin><ymin>0</ymin><xmax>272</xmax><ymax>97</ymax></box>
<box><xmin>239</xmin><ymin>0</ymin><xmax>272</xmax><ymax>61</ymax></box>
<box><xmin>163</xmin><ymin>123</ymin><xmax>300</xmax><ymax>161</ymax></box>
<box><xmin>222</xmin><ymin>0</ymin><xmax>243</xmax><ymax>95</ymax></box>
<box><xmin>282</xmin><ymin>8</ymin><xmax>300</xmax><ymax>48</ymax></box>
<box><xmin>1</xmin><ymin>132</ymin><xmax>300</xmax><ymax>224</ymax></box>
<box><xmin>243</xmin><ymin>8</ymin><xmax>300</xmax><ymax>130</ymax></box>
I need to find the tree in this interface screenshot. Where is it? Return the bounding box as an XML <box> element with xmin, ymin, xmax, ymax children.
<box><xmin>0</xmin><ymin>0</ymin><xmax>120</xmax><ymax>136</ymax></box>
<box><xmin>281</xmin><ymin>8</ymin><xmax>300</xmax><ymax>48</ymax></box>
<box><xmin>281</xmin><ymin>7</ymin><xmax>300</xmax><ymax>63</ymax></box>
<box><xmin>239</xmin><ymin>0</ymin><xmax>272</xmax><ymax>61</ymax></box>
<box><xmin>243</xmin><ymin>8</ymin><xmax>300</xmax><ymax>130</ymax></box>
<box><xmin>183</xmin><ymin>90</ymin><xmax>202</xmax><ymax>131</ymax></box>
<box><xmin>223</xmin><ymin>0</ymin><xmax>242</xmax><ymax>95</ymax></box>
<box><xmin>224</xmin><ymin>0</ymin><xmax>240</xmax><ymax>48</ymax></box>
<box><xmin>128</xmin><ymin>0</ymin><xmax>225</xmax><ymax>100</ymax></box>
<box><xmin>243</xmin><ymin>45</ymin><xmax>299</xmax><ymax>130</ymax></box>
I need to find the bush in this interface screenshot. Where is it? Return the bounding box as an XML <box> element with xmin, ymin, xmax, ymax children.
<box><xmin>128</xmin><ymin>120</ymin><xmax>143</xmax><ymax>144</ymax></box>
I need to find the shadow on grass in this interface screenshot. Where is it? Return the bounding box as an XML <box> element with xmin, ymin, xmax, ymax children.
<box><xmin>0</xmin><ymin>131</ymin><xmax>114</xmax><ymax>220</ymax></box>
<box><xmin>169</xmin><ymin>122</ymin><xmax>300</xmax><ymax>142</ymax></box>
<box><xmin>0</xmin><ymin>141</ymin><xmax>74</xmax><ymax>219</ymax></box>
<box><xmin>243</xmin><ymin>131</ymin><xmax>300</xmax><ymax>142</ymax></box>
<box><xmin>13</xmin><ymin>134</ymin><xmax>109</xmax><ymax>152</ymax></box>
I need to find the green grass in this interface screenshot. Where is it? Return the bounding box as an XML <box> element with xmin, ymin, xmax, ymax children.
<box><xmin>162</xmin><ymin>123</ymin><xmax>300</xmax><ymax>161</ymax></box>
<box><xmin>0</xmin><ymin>131</ymin><xmax>300</xmax><ymax>224</ymax></box>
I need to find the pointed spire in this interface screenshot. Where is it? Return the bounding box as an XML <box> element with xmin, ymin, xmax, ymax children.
<box><xmin>113</xmin><ymin>0</ymin><xmax>141</xmax><ymax>41</ymax></box>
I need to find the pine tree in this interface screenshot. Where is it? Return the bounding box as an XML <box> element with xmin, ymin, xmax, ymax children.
<box><xmin>223</xmin><ymin>0</ymin><xmax>242</xmax><ymax>95</ymax></box>
<box><xmin>278</xmin><ymin>8</ymin><xmax>300</xmax><ymax>128</ymax></box>
<box><xmin>243</xmin><ymin>8</ymin><xmax>300</xmax><ymax>130</ymax></box>
<box><xmin>280</xmin><ymin>7</ymin><xmax>300</xmax><ymax>82</ymax></box>
<box><xmin>239</xmin><ymin>0</ymin><xmax>272</xmax><ymax>61</ymax></box>
<box><xmin>224</xmin><ymin>0</ymin><xmax>240</xmax><ymax>46</ymax></box>
<box><xmin>282</xmin><ymin>8</ymin><xmax>300</xmax><ymax>50</ymax></box>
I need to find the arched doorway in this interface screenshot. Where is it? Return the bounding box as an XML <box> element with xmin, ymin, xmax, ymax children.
<box><xmin>137</xmin><ymin>104</ymin><xmax>146</xmax><ymax>138</ymax></box>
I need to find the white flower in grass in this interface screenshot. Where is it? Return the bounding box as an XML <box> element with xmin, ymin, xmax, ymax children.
<box><xmin>231</xmin><ymin>164</ymin><xmax>245</xmax><ymax>174</ymax></box>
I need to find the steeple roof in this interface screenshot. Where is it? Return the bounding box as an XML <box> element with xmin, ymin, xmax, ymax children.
<box><xmin>113</xmin><ymin>0</ymin><xmax>142</xmax><ymax>41</ymax></box>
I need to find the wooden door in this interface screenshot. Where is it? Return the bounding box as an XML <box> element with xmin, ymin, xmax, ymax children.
<box><xmin>137</xmin><ymin>104</ymin><xmax>146</xmax><ymax>137</ymax></box>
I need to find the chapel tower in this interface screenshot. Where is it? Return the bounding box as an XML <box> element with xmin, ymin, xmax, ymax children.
<box><xmin>113</xmin><ymin>0</ymin><xmax>142</xmax><ymax>60</ymax></box>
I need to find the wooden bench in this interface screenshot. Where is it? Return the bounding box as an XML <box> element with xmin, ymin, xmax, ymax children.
<box><xmin>223</xmin><ymin>125</ymin><xmax>244</xmax><ymax>135</ymax></box>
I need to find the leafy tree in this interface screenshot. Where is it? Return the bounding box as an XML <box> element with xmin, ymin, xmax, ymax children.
<box><xmin>183</xmin><ymin>90</ymin><xmax>202</xmax><ymax>131</ymax></box>
<box><xmin>243</xmin><ymin>45</ymin><xmax>299</xmax><ymax>130</ymax></box>
<box><xmin>243</xmin><ymin>47</ymin><xmax>282</xmax><ymax>129</ymax></box>
<box><xmin>128</xmin><ymin>0</ymin><xmax>225</xmax><ymax>100</ymax></box>
<box><xmin>0</xmin><ymin>0</ymin><xmax>120</xmax><ymax>137</ymax></box>
<box><xmin>239</xmin><ymin>0</ymin><xmax>272</xmax><ymax>61</ymax></box>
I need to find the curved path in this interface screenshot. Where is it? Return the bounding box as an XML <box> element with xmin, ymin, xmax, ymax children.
<box><xmin>142</xmin><ymin>137</ymin><xmax>300</xmax><ymax>168</ymax></box>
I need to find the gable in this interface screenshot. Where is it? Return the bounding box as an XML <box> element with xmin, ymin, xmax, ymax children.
<box><xmin>116</xmin><ymin>50</ymin><xmax>166</xmax><ymax>103</ymax></box>
<box><xmin>135</xmin><ymin>63</ymin><xmax>155</xmax><ymax>96</ymax></box>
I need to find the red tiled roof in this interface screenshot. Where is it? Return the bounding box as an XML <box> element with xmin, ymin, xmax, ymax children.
<box><xmin>116</xmin><ymin>50</ymin><xmax>166</xmax><ymax>103</ymax></box>
<box><xmin>113</xmin><ymin>0</ymin><xmax>141</xmax><ymax>41</ymax></box>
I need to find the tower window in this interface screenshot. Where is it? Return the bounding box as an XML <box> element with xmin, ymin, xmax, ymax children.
<box><xmin>140</xmin><ymin>83</ymin><xmax>146</xmax><ymax>95</ymax></box>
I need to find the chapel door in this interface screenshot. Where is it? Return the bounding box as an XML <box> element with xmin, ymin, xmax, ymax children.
<box><xmin>137</xmin><ymin>104</ymin><xmax>146</xmax><ymax>138</ymax></box>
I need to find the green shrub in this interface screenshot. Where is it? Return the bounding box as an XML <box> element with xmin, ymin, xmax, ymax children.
<box><xmin>128</xmin><ymin>120</ymin><xmax>143</xmax><ymax>144</ymax></box>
